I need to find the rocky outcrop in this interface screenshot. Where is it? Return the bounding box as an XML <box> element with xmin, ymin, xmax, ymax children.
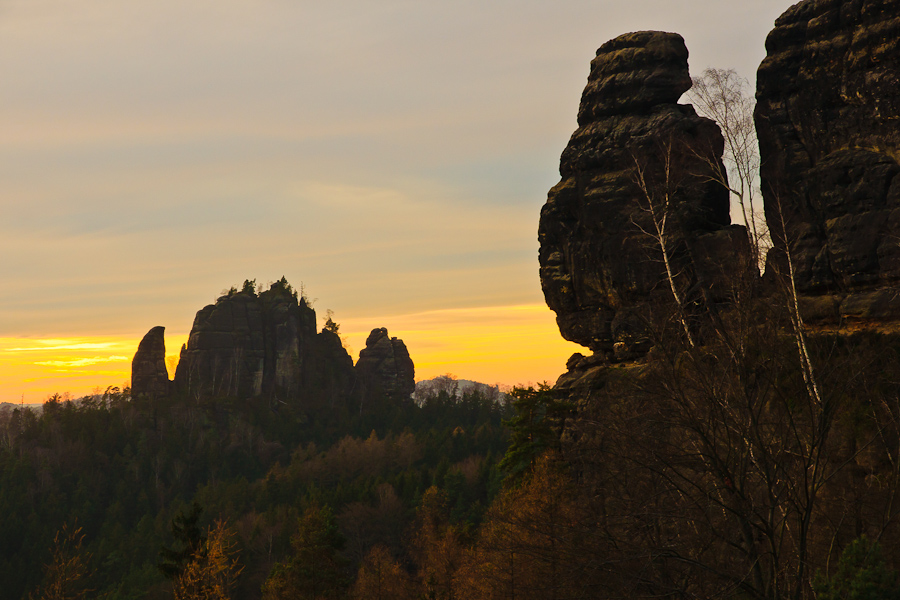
<box><xmin>308</xmin><ymin>327</ymin><xmax>357</xmax><ymax>411</ymax></box>
<box><xmin>169</xmin><ymin>279</ymin><xmax>355</xmax><ymax>405</ymax></box>
<box><xmin>539</xmin><ymin>31</ymin><xmax>747</xmax><ymax>360</ymax></box>
<box><xmin>131</xmin><ymin>326</ymin><xmax>170</xmax><ymax>400</ymax></box>
<box><xmin>355</xmin><ymin>328</ymin><xmax>415</xmax><ymax>406</ymax></box>
<box><xmin>130</xmin><ymin>280</ymin><xmax>422</xmax><ymax>416</ymax></box>
<box><xmin>756</xmin><ymin>0</ymin><xmax>900</xmax><ymax>322</ymax></box>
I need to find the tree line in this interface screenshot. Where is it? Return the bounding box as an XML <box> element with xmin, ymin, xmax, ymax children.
<box><xmin>0</xmin><ymin>379</ymin><xmax>512</xmax><ymax>599</ymax></box>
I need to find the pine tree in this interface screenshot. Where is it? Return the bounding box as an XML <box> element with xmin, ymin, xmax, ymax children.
<box><xmin>159</xmin><ymin>503</ymin><xmax>207</xmax><ymax>581</ymax></box>
<box><xmin>498</xmin><ymin>384</ymin><xmax>570</xmax><ymax>484</ymax></box>
<box><xmin>261</xmin><ymin>505</ymin><xmax>349</xmax><ymax>600</ymax></box>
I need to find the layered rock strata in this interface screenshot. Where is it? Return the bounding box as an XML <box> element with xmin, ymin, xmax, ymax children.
<box><xmin>355</xmin><ymin>328</ymin><xmax>415</xmax><ymax>407</ymax></box>
<box><xmin>756</xmin><ymin>0</ymin><xmax>900</xmax><ymax>323</ymax></box>
<box><xmin>131</xmin><ymin>326</ymin><xmax>170</xmax><ymax>400</ymax></box>
<box><xmin>539</xmin><ymin>31</ymin><xmax>747</xmax><ymax>360</ymax></box>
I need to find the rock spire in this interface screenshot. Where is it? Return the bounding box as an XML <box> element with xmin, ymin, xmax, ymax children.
<box><xmin>539</xmin><ymin>31</ymin><xmax>747</xmax><ymax>361</ymax></box>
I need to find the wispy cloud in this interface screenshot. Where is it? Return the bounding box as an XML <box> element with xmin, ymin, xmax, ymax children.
<box><xmin>2</xmin><ymin>340</ymin><xmax>123</xmax><ymax>352</ymax></box>
<box><xmin>0</xmin><ymin>336</ymin><xmax>142</xmax><ymax>403</ymax></box>
<box><xmin>34</xmin><ymin>356</ymin><xmax>130</xmax><ymax>368</ymax></box>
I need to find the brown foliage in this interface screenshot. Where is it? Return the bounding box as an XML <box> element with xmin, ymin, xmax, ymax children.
<box><xmin>410</xmin><ymin>487</ymin><xmax>468</xmax><ymax>600</ymax></box>
<box><xmin>458</xmin><ymin>457</ymin><xmax>604</xmax><ymax>600</ymax></box>
<box><xmin>286</xmin><ymin>432</ymin><xmax>421</xmax><ymax>486</ymax></box>
<box><xmin>350</xmin><ymin>545</ymin><xmax>414</xmax><ymax>600</ymax></box>
<box><xmin>29</xmin><ymin>524</ymin><xmax>92</xmax><ymax>600</ymax></box>
<box><xmin>172</xmin><ymin>520</ymin><xmax>243</xmax><ymax>600</ymax></box>
<box><xmin>338</xmin><ymin>484</ymin><xmax>406</xmax><ymax>564</ymax></box>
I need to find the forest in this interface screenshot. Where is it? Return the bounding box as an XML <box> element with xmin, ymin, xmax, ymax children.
<box><xmin>0</xmin><ymin>372</ymin><xmax>517</xmax><ymax>599</ymax></box>
<box><xmin>8</xmin><ymin>285</ymin><xmax>900</xmax><ymax>600</ymax></box>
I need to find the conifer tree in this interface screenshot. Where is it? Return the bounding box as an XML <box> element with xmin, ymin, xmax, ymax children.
<box><xmin>261</xmin><ymin>505</ymin><xmax>349</xmax><ymax>600</ymax></box>
<box><xmin>498</xmin><ymin>384</ymin><xmax>570</xmax><ymax>484</ymax></box>
<box><xmin>159</xmin><ymin>503</ymin><xmax>207</xmax><ymax>581</ymax></box>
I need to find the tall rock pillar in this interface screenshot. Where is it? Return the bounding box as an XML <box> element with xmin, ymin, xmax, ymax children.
<box><xmin>132</xmin><ymin>326</ymin><xmax>170</xmax><ymax>400</ymax></box>
<box><xmin>355</xmin><ymin>328</ymin><xmax>415</xmax><ymax>410</ymax></box>
<box><xmin>539</xmin><ymin>31</ymin><xmax>746</xmax><ymax>362</ymax></box>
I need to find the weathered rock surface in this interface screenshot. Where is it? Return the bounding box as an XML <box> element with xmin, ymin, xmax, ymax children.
<box><xmin>131</xmin><ymin>326</ymin><xmax>170</xmax><ymax>399</ymax></box>
<box><xmin>756</xmin><ymin>0</ymin><xmax>900</xmax><ymax>322</ymax></box>
<box><xmin>355</xmin><ymin>328</ymin><xmax>415</xmax><ymax>407</ymax></box>
<box><xmin>539</xmin><ymin>31</ymin><xmax>747</xmax><ymax>359</ymax></box>
<box><xmin>171</xmin><ymin>280</ymin><xmax>355</xmax><ymax>405</ymax></box>
<box><xmin>130</xmin><ymin>280</ymin><xmax>422</xmax><ymax>416</ymax></box>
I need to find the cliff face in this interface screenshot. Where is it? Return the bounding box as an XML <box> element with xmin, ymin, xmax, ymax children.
<box><xmin>539</xmin><ymin>31</ymin><xmax>747</xmax><ymax>360</ymax></box>
<box><xmin>173</xmin><ymin>282</ymin><xmax>318</xmax><ymax>400</ymax></box>
<box><xmin>165</xmin><ymin>280</ymin><xmax>356</xmax><ymax>407</ymax></box>
<box><xmin>131</xmin><ymin>326</ymin><xmax>170</xmax><ymax>400</ymax></box>
<box><xmin>355</xmin><ymin>328</ymin><xmax>415</xmax><ymax>408</ymax></box>
<box><xmin>130</xmin><ymin>281</ymin><xmax>415</xmax><ymax>413</ymax></box>
<box><xmin>756</xmin><ymin>0</ymin><xmax>900</xmax><ymax>322</ymax></box>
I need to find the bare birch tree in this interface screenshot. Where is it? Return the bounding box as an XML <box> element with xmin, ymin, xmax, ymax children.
<box><xmin>631</xmin><ymin>137</ymin><xmax>697</xmax><ymax>348</ymax></box>
<box><xmin>688</xmin><ymin>68</ymin><xmax>770</xmax><ymax>269</ymax></box>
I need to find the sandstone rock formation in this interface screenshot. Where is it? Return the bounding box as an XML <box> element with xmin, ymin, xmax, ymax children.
<box><xmin>355</xmin><ymin>328</ymin><xmax>415</xmax><ymax>407</ymax></box>
<box><xmin>170</xmin><ymin>279</ymin><xmax>355</xmax><ymax>406</ymax></box>
<box><xmin>131</xmin><ymin>326</ymin><xmax>170</xmax><ymax>399</ymax></box>
<box><xmin>539</xmin><ymin>31</ymin><xmax>747</xmax><ymax>360</ymax></box>
<box><xmin>756</xmin><ymin>0</ymin><xmax>900</xmax><ymax>322</ymax></box>
<box><xmin>130</xmin><ymin>279</ymin><xmax>420</xmax><ymax>416</ymax></box>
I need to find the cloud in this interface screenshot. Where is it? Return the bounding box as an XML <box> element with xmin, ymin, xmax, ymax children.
<box><xmin>0</xmin><ymin>0</ymin><xmax>790</xmax><ymax>395</ymax></box>
<box><xmin>34</xmin><ymin>356</ymin><xmax>131</xmax><ymax>368</ymax></box>
<box><xmin>1</xmin><ymin>339</ymin><xmax>124</xmax><ymax>353</ymax></box>
<box><xmin>0</xmin><ymin>336</ymin><xmax>138</xmax><ymax>402</ymax></box>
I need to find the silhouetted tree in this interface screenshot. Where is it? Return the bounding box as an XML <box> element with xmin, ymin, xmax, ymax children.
<box><xmin>499</xmin><ymin>384</ymin><xmax>569</xmax><ymax>484</ymax></box>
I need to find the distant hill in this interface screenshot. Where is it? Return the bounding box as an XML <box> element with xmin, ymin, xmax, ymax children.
<box><xmin>413</xmin><ymin>375</ymin><xmax>506</xmax><ymax>403</ymax></box>
<box><xmin>0</xmin><ymin>402</ymin><xmax>41</xmax><ymax>412</ymax></box>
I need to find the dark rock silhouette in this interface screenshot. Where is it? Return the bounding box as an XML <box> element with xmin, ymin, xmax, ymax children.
<box><xmin>539</xmin><ymin>31</ymin><xmax>747</xmax><ymax>360</ymax></box>
<box><xmin>131</xmin><ymin>326</ymin><xmax>170</xmax><ymax>400</ymax></box>
<box><xmin>355</xmin><ymin>328</ymin><xmax>415</xmax><ymax>407</ymax></box>
<box><xmin>756</xmin><ymin>0</ymin><xmax>900</xmax><ymax>322</ymax></box>
<box><xmin>130</xmin><ymin>280</ymin><xmax>418</xmax><ymax>415</ymax></box>
<box><xmin>310</xmin><ymin>326</ymin><xmax>357</xmax><ymax>410</ymax></box>
<box><xmin>169</xmin><ymin>279</ymin><xmax>355</xmax><ymax>406</ymax></box>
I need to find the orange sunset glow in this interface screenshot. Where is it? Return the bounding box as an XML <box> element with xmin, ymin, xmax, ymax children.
<box><xmin>1</xmin><ymin>305</ymin><xmax>580</xmax><ymax>404</ymax></box>
<box><xmin>0</xmin><ymin>0</ymin><xmax>785</xmax><ymax>406</ymax></box>
<box><xmin>0</xmin><ymin>335</ymin><xmax>184</xmax><ymax>404</ymax></box>
<box><xmin>341</xmin><ymin>304</ymin><xmax>582</xmax><ymax>386</ymax></box>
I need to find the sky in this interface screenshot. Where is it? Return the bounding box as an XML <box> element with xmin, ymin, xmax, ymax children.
<box><xmin>0</xmin><ymin>0</ymin><xmax>791</xmax><ymax>403</ymax></box>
